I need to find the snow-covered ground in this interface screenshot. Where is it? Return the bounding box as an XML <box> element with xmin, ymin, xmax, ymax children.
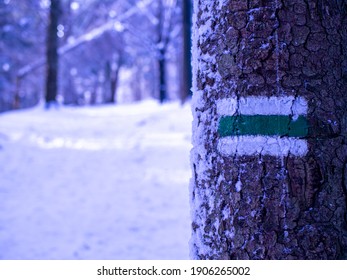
<box><xmin>0</xmin><ymin>100</ymin><xmax>192</xmax><ymax>260</ymax></box>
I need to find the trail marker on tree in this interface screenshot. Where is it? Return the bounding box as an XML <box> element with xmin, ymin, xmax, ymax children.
<box><xmin>217</xmin><ymin>96</ymin><xmax>308</xmax><ymax>157</ymax></box>
<box><xmin>190</xmin><ymin>0</ymin><xmax>347</xmax><ymax>260</ymax></box>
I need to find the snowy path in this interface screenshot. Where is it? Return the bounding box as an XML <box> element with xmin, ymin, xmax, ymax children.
<box><xmin>0</xmin><ymin>101</ymin><xmax>192</xmax><ymax>260</ymax></box>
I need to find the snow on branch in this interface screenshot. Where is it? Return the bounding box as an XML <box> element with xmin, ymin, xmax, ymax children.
<box><xmin>17</xmin><ymin>0</ymin><xmax>154</xmax><ymax>79</ymax></box>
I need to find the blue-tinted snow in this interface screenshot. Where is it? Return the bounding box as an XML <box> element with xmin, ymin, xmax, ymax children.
<box><xmin>0</xmin><ymin>100</ymin><xmax>192</xmax><ymax>259</ymax></box>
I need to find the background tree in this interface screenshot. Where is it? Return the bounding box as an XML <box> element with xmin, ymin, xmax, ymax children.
<box><xmin>190</xmin><ymin>0</ymin><xmax>347</xmax><ymax>259</ymax></box>
<box><xmin>45</xmin><ymin>0</ymin><xmax>61</xmax><ymax>107</ymax></box>
<box><xmin>180</xmin><ymin>0</ymin><xmax>192</xmax><ymax>103</ymax></box>
<box><xmin>152</xmin><ymin>0</ymin><xmax>179</xmax><ymax>103</ymax></box>
<box><xmin>0</xmin><ymin>0</ymin><xmax>47</xmax><ymax>111</ymax></box>
<box><xmin>1</xmin><ymin>0</ymin><xmax>187</xmax><ymax>111</ymax></box>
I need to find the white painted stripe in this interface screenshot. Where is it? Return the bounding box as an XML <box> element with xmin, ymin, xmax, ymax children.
<box><xmin>216</xmin><ymin>96</ymin><xmax>307</xmax><ymax>117</ymax></box>
<box><xmin>218</xmin><ymin>136</ymin><xmax>308</xmax><ymax>157</ymax></box>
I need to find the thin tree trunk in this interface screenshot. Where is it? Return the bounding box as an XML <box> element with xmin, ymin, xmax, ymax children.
<box><xmin>63</xmin><ymin>75</ymin><xmax>78</xmax><ymax>105</ymax></box>
<box><xmin>132</xmin><ymin>64</ymin><xmax>143</xmax><ymax>102</ymax></box>
<box><xmin>157</xmin><ymin>0</ymin><xmax>167</xmax><ymax>104</ymax></box>
<box><xmin>45</xmin><ymin>0</ymin><xmax>61</xmax><ymax>107</ymax></box>
<box><xmin>158</xmin><ymin>48</ymin><xmax>167</xmax><ymax>103</ymax></box>
<box><xmin>110</xmin><ymin>61</ymin><xmax>121</xmax><ymax>104</ymax></box>
<box><xmin>191</xmin><ymin>0</ymin><xmax>347</xmax><ymax>259</ymax></box>
<box><xmin>157</xmin><ymin>0</ymin><xmax>175</xmax><ymax>103</ymax></box>
<box><xmin>110</xmin><ymin>76</ymin><xmax>117</xmax><ymax>103</ymax></box>
<box><xmin>181</xmin><ymin>0</ymin><xmax>192</xmax><ymax>103</ymax></box>
<box><xmin>105</xmin><ymin>56</ymin><xmax>121</xmax><ymax>104</ymax></box>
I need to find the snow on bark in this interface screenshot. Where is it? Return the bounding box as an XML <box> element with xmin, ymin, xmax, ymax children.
<box><xmin>190</xmin><ymin>0</ymin><xmax>232</xmax><ymax>259</ymax></box>
<box><xmin>190</xmin><ymin>0</ymin><xmax>347</xmax><ymax>259</ymax></box>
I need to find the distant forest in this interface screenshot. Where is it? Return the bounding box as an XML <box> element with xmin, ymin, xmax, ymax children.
<box><xmin>0</xmin><ymin>0</ymin><xmax>192</xmax><ymax>112</ymax></box>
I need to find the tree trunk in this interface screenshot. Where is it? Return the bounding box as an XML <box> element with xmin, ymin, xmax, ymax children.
<box><xmin>110</xmin><ymin>61</ymin><xmax>121</xmax><ymax>104</ymax></box>
<box><xmin>181</xmin><ymin>0</ymin><xmax>192</xmax><ymax>103</ymax></box>
<box><xmin>45</xmin><ymin>0</ymin><xmax>61</xmax><ymax>107</ymax></box>
<box><xmin>63</xmin><ymin>75</ymin><xmax>78</xmax><ymax>105</ymax></box>
<box><xmin>190</xmin><ymin>0</ymin><xmax>347</xmax><ymax>259</ymax></box>
<box><xmin>157</xmin><ymin>0</ymin><xmax>172</xmax><ymax>104</ymax></box>
<box><xmin>105</xmin><ymin>57</ymin><xmax>121</xmax><ymax>104</ymax></box>
<box><xmin>158</xmin><ymin>48</ymin><xmax>167</xmax><ymax>103</ymax></box>
<box><xmin>132</xmin><ymin>64</ymin><xmax>143</xmax><ymax>102</ymax></box>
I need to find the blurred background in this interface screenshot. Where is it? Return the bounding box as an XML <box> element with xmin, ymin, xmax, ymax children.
<box><xmin>0</xmin><ymin>0</ymin><xmax>193</xmax><ymax>260</ymax></box>
<box><xmin>0</xmin><ymin>0</ymin><xmax>192</xmax><ymax>111</ymax></box>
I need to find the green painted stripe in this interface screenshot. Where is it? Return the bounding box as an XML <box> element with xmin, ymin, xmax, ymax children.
<box><xmin>218</xmin><ymin>115</ymin><xmax>308</xmax><ymax>137</ymax></box>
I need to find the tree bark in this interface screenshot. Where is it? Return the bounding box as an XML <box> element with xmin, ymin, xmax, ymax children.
<box><xmin>45</xmin><ymin>0</ymin><xmax>61</xmax><ymax>107</ymax></box>
<box><xmin>191</xmin><ymin>0</ymin><xmax>347</xmax><ymax>259</ymax></box>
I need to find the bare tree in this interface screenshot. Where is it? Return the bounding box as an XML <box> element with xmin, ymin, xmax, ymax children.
<box><xmin>5</xmin><ymin>0</ymin><xmax>185</xmax><ymax>109</ymax></box>
<box><xmin>45</xmin><ymin>0</ymin><xmax>61</xmax><ymax>107</ymax></box>
<box><xmin>180</xmin><ymin>0</ymin><xmax>192</xmax><ymax>103</ymax></box>
<box><xmin>155</xmin><ymin>0</ymin><xmax>178</xmax><ymax>103</ymax></box>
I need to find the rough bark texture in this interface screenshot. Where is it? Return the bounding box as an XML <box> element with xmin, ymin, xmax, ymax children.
<box><xmin>191</xmin><ymin>0</ymin><xmax>347</xmax><ymax>259</ymax></box>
